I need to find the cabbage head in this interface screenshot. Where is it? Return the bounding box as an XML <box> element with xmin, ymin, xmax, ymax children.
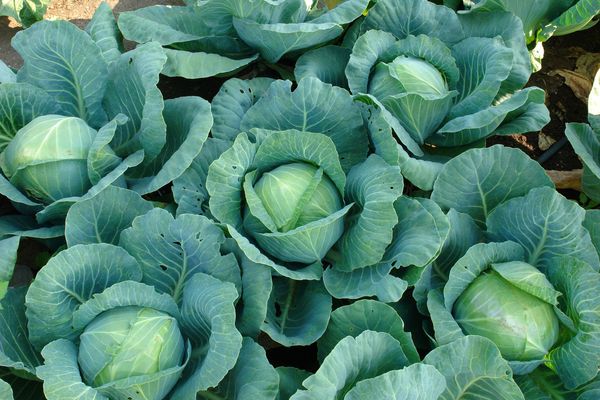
<box><xmin>78</xmin><ymin>306</ymin><xmax>185</xmax><ymax>388</ymax></box>
<box><xmin>206</xmin><ymin>128</ymin><xmax>362</xmax><ymax>276</ymax></box>
<box><xmin>243</xmin><ymin>161</ymin><xmax>346</xmax><ymax>263</ymax></box>
<box><xmin>452</xmin><ymin>264</ymin><xmax>559</xmax><ymax>361</ymax></box>
<box><xmin>1</xmin><ymin>115</ymin><xmax>104</xmax><ymax>204</ymax></box>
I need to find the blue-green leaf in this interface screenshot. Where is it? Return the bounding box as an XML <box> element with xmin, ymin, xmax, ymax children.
<box><xmin>487</xmin><ymin>187</ymin><xmax>600</xmax><ymax>271</ymax></box>
<box><xmin>173</xmin><ymin>138</ymin><xmax>232</xmax><ymax>217</ymax></box>
<box><xmin>344</xmin><ymin>364</ymin><xmax>446</xmax><ymax>400</ymax></box>
<box><xmin>119</xmin><ymin>209</ymin><xmax>241</xmax><ymax>305</ymax></box>
<box><xmin>361</xmin><ymin>0</ymin><xmax>464</xmax><ymax>44</ymax></box>
<box><xmin>0</xmin><ymin>236</ymin><xmax>19</xmax><ymax>301</ymax></box>
<box><xmin>212</xmin><ymin>78</ymin><xmax>275</xmax><ymax>141</ymax></box>
<box><xmin>423</xmin><ymin>336</ymin><xmax>524</xmax><ymax>399</ymax></box>
<box><xmin>199</xmin><ymin>337</ymin><xmax>279</xmax><ymax>400</ymax></box>
<box><xmin>318</xmin><ymin>299</ymin><xmax>419</xmax><ymax>363</ymax></box>
<box><xmin>277</xmin><ymin>367</ymin><xmax>311</xmax><ymax>400</ymax></box>
<box><xmin>171</xmin><ymin>273</ymin><xmax>243</xmax><ymax>399</ymax></box>
<box><xmin>291</xmin><ymin>331</ymin><xmax>411</xmax><ymax>399</ymax></box>
<box><xmin>0</xmin><ymin>83</ymin><xmax>60</xmax><ymax>152</ymax></box>
<box><xmin>103</xmin><ymin>42</ymin><xmax>167</xmax><ymax>160</ymax></box>
<box><xmin>161</xmin><ymin>49</ymin><xmax>259</xmax><ymax>79</ymax></box>
<box><xmin>263</xmin><ymin>278</ymin><xmax>331</xmax><ymax>347</ymax></box>
<box><xmin>240</xmin><ymin>78</ymin><xmax>368</xmax><ymax>172</ymax></box>
<box><xmin>546</xmin><ymin>256</ymin><xmax>600</xmax><ymax>389</ymax></box>
<box><xmin>330</xmin><ymin>155</ymin><xmax>403</xmax><ymax>271</ymax></box>
<box><xmin>65</xmin><ymin>186</ymin><xmax>153</xmax><ymax>246</ymax></box>
<box><xmin>295</xmin><ymin>46</ymin><xmax>351</xmax><ymax>89</ymax></box>
<box><xmin>85</xmin><ymin>2</ymin><xmax>124</xmax><ymax>65</ymax></box>
<box><xmin>13</xmin><ymin>21</ymin><xmax>108</xmax><ymax>128</ymax></box>
<box><xmin>0</xmin><ymin>378</ymin><xmax>12</xmax><ymax>400</ymax></box>
<box><xmin>37</xmin><ymin>339</ymin><xmax>107</xmax><ymax>400</ymax></box>
<box><xmin>431</xmin><ymin>145</ymin><xmax>554</xmax><ymax>227</ymax></box>
<box><xmin>0</xmin><ymin>287</ymin><xmax>42</xmax><ymax>377</ymax></box>
<box><xmin>128</xmin><ymin>96</ymin><xmax>213</xmax><ymax>194</ymax></box>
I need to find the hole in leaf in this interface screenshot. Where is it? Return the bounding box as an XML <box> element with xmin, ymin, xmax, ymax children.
<box><xmin>160</xmin><ymin>265</ymin><xmax>167</xmax><ymax>271</ymax></box>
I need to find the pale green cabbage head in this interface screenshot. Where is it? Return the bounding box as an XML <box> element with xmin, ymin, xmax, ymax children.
<box><xmin>78</xmin><ymin>306</ymin><xmax>185</xmax><ymax>388</ymax></box>
<box><xmin>0</xmin><ymin>115</ymin><xmax>97</xmax><ymax>204</ymax></box>
<box><xmin>453</xmin><ymin>270</ymin><xmax>560</xmax><ymax>361</ymax></box>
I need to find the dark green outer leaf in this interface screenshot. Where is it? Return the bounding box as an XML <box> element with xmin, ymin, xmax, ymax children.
<box><xmin>199</xmin><ymin>337</ymin><xmax>278</xmax><ymax>400</ymax></box>
<box><xmin>170</xmin><ymin>273</ymin><xmax>243</xmax><ymax>399</ymax></box>
<box><xmin>329</xmin><ymin>155</ymin><xmax>403</xmax><ymax>271</ymax></box>
<box><xmin>0</xmin><ymin>287</ymin><xmax>42</xmax><ymax>377</ymax></box>
<box><xmin>361</xmin><ymin>0</ymin><xmax>464</xmax><ymax>44</ymax></box>
<box><xmin>119</xmin><ymin>208</ymin><xmax>241</xmax><ymax>306</ymax></box>
<box><xmin>212</xmin><ymin>78</ymin><xmax>275</xmax><ymax>141</ymax></box>
<box><xmin>85</xmin><ymin>2</ymin><xmax>124</xmax><ymax>65</ymax></box>
<box><xmin>240</xmin><ymin>78</ymin><xmax>368</xmax><ymax>172</ymax></box>
<box><xmin>423</xmin><ymin>335</ymin><xmax>524</xmax><ymax>400</ymax></box>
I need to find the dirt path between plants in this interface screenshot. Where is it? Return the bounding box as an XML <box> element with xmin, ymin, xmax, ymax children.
<box><xmin>0</xmin><ymin>0</ymin><xmax>184</xmax><ymax>68</ymax></box>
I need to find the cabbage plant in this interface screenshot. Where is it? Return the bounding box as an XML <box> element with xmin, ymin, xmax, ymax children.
<box><xmin>345</xmin><ymin>0</ymin><xmax>549</xmax><ymax>151</ymax></box>
<box><xmin>565</xmin><ymin>70</ymin><xmax>600</xmax><ymax>202</ymax></box>
<box><xmin>0</xmin><ymin>5</ymin><xmax>212</xmax><ymax>234</ymax></box>
<box><xmin>188</xmin><ymin>76</ymin><xmax>447</xmax><ymax>295</ymax></box>
<box><xmin>25</xmin><ymin>243</ymin><xmax>241</xmax><ymax>399</ymax></box>
<box><xmin>117</xmin><ymin>0</ymin><xmax>369</xmax><ymax>79</ymax></box>
<box><xmin>419</xmin><ymin>145</ymin><xmax>600</xmax><ymax>393</ymax></box>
